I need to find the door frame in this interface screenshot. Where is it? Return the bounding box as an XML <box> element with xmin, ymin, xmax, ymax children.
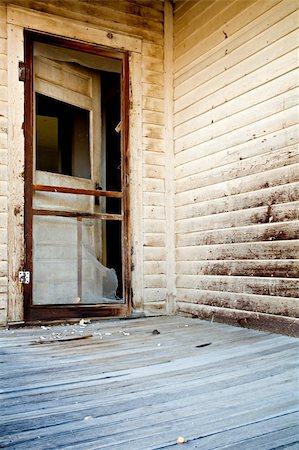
<box><xmin>23</xmin><ymin>31</ymin><xmax>131</xmax><ymax>321</ymax></box>
<box><xmin>7</xmin><ymin>6</ymin><xmax>144</xmax><ymax>324</ymax></box>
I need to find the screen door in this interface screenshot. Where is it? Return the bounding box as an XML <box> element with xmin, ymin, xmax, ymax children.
<box><xmin>23</xmin><ymin>32</ymin><xmax>130</xmax><ymax>321</ymax></box>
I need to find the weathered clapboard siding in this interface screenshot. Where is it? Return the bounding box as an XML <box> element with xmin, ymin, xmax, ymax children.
<box><xmin>173</xmin><ymin>0</ymin><xmax>299</xmax><ymax>330</ymax></box>
<box><xmin>1</xmin><ymin>0</ymin><xmax>297</xmax><ymax>332</ymax></box>
<box><xmin>0</xmin><ymin>5</ymin><xmax>7</xmax><ymax>325</ymax></box>
<box><xmin>176</xmin><ymin>259</ymin><xmax>299</xmax><ymax>278</ymax></box>
<box><xmin>141</xmin><ymin>31</ymin><xmax>168</xmax><ymax>306</ymax></box>
<box><xmin>175</xmin><ymin>202</ymin><xmax>299</xmax><ymax>236</ymax></box>
<box><xmin>175</xmin><ymin>2</ymin><xmax>296</xmax><ymax>87</ymax></box>
<box><xmin>176</xmin><ymin>275</ymin><xmax>298</xmax><ymax>299</ymax></box>
<box><xmin>174</xmin><ymin>0</ymin><xmax>290</xmax><ymax>78</ymax></box>
<box><xmin>177</xmin><ymin>290</ymin><xmax>299</xmax><ymax>318</ymax></box>
<box><xmin>0</xmin><ymin>0</ymin><xmax>170</xmax><ymax>323</ymax></box>
<box><xmin>9</xmin><ymin>0</ymin><xmax>164</xmax><ymax>43</ymax></box>
<box><xmin>176</xmin><ymin>182</ymin><xmax>299</xmax><ymax>219</ymax></box>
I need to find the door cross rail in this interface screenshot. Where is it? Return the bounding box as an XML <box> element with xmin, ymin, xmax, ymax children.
<box><xmin>32</xmin><ymin>184</ymin><xmax>123</xmax><ymax>198</ymax></box>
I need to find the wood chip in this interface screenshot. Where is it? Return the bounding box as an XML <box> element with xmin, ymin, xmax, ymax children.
<box><xmin>152</xmin><ymin>329</ymin><xmax>160</xmax><ymax>335</ymax></box>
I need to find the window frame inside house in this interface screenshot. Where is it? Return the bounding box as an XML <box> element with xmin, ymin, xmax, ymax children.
<box><xmin>35</xmin><ymin>93</ymin><xmax>91</xmax><ymax>179</ymax></box>
<box><xmin>23</xmin><ymin>31</ymin><xmax>131</xmax><ymax>322</ymax></box>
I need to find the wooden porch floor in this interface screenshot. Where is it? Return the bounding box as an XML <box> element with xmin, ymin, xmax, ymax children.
<box><xmin>0</xmin><ymin>316</ymin><xmax>298</xmax><ymax>449</ymax></box>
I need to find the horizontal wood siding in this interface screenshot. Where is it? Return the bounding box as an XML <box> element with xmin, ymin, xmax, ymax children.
<box><xmin>142</xmin><ymin>38</ymin><xmax>167</xmax><ymax>308</ymax></box>
<box><xmin>173</xmin><ymin>0</ymin><xmax>299</xmax><ymax>331</ymax></box>
<box><xmin>0</xmin><ymin>0</ymin><xmax>167</xmax><ymax>323</ymax></box>
<box><xmin>0</xmin><ymin>5</ymin><xmax>8</xmax><ymax>325</ymax></box>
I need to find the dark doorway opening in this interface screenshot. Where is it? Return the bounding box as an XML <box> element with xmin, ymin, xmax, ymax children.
<box><xmin>101</xmin><ymin>72</ymin><xmax>122</xmax><ymax>297</ymax></box>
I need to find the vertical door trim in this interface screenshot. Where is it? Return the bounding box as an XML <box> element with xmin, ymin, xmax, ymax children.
<box><xmin>122</xmin><ymin>53</ymin><xmax>132</xmax><ymax>316</ymax></box>
<box><xmin>23</xmin><ymin>32</ymin><xmax>34</xmax><ymax>321</ymax></box>
<box><xmin>7</xmin><ymin>24</ymin><xmax>26</xmax><ymax>322</ymax></box>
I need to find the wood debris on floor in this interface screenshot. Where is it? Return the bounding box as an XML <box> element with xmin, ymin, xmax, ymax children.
<box><xmin>0</xmin><ymin>316</ymin><xmax>298</xmax><ymax>449</ymax></box>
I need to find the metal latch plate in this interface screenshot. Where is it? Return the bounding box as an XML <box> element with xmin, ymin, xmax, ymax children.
<box><xmin>19</xmin><ymin>271</ymin><xmax>30</xmax><ymax>284</ymax></box>
<box><xmin>18</xmin><ymin>62</ymin><xmax>26</xmax><ymax>82</ymax></box>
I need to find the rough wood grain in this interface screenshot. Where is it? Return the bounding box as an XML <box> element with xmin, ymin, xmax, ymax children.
<box><xmin>177</xmin><ymin>289</ymin><xmax>299</xmax><ymax>317</ymax></box>
<box><xmin>174</xmin><ymin>0</ymin><xmax>298</xmax><ymax>324</ymax></box>
<box><xmin>0</xmin><ymin>317</ymin><xmax>298</xmax><ymax>449</ymax></box>
<box><xmin>177</xmin><ymin>303</ymin><xmax>299</xmax><ymax>337</ymax></box>
<box><xmin>1</xmin><ymin>1</ymin><xmax>168</xmax><ymax>320</ymax></box>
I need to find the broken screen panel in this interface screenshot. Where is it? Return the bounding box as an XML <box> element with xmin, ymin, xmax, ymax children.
<box><xmin>32</xmin><ymin>215</ymin><xmax>123</xmax><ymax>305</ymax></box>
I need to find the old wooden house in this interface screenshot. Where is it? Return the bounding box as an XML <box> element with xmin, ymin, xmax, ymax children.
<box><xmin>0</xmin><ymin>0</ymin><xmax>298</xmax><ymax>335</ymax></box>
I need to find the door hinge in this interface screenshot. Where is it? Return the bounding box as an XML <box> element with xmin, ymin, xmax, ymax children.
<box><xmin>18</xmin><ymin>61</ymin><xmax>27</xmax><ymax>82</ymax></box>
<box><xmin>19</xmin><ymin>271</ymin><xmax>30</xmax><ymax>284</ymax></box>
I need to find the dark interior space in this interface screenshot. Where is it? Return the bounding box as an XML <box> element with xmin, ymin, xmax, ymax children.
<box><xmin>101</xmin><ymin>71</ymin><xmax>122</xmax><ymax>298</ymax></box>
<box><xmin>36</xmin><ymin>93</ymin><xmax>90</xmax><ymax>179</ymax></box>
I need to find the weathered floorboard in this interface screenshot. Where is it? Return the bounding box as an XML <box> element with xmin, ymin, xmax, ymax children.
<box><xmin>0</xmin><ymin>316</ymin><xmax>298</xmax><ymax>449</ymax></box>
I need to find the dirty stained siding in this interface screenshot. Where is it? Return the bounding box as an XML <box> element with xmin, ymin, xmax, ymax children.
<box><xmin>173</xmin><ymin>0</ymin><xmax>299</xmax><ymax>334</ymax></box>
<box><xmin>0</xmin><ymin>0</ymin><xmax>169</xmax><ymax>324</ymax></box>
<box><xmin>0</xmin><ymin>5</ymin><xmax>7</xmax><ymax>325</ymax></box>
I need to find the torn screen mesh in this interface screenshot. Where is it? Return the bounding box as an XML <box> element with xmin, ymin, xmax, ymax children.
<box><xmin>32</xmin><ymin>215</ymin><xmax>123</xmax><ymax>305</ymax></box>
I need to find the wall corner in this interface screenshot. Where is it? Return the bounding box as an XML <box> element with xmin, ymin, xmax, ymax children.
<box><xmin>164</xmin><ymin>0</ymin><xmax>176</xmax><ymax>315</ymax></box>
